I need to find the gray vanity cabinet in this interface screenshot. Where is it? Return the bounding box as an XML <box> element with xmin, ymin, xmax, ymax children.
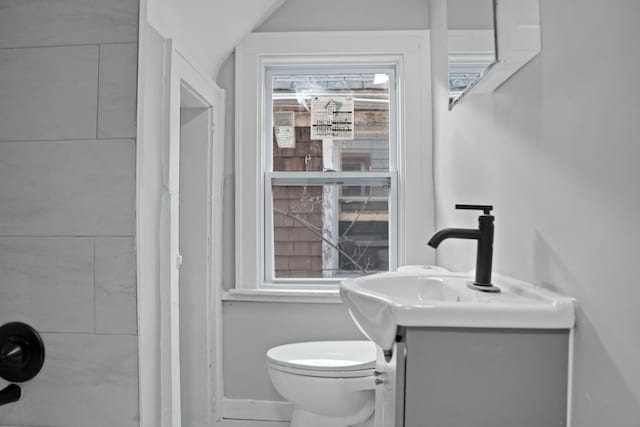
<box><xmin>385</xmin><ymin>327</ymin><xmax>570</xmax><ymax>427</ymax></box>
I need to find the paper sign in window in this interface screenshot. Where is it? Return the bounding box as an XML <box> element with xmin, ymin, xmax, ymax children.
<box><xmin>273</xmin><ymin>111</ymin><xmax>296</xmax><ymax>148</ymax></box>
<box><xmin>310</xmin><ymin>96</ymin><xmax>354</xmax><ymax>140</ymax></box>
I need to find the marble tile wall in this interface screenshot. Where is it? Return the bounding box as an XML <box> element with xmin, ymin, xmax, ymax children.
<box><xmin>0</xmin><ymin>46</ymin><xmax>99</xmax><ymax>141</ymax></box>
<box><xmin>0</xmin><ymin>0</ymin><xmax>138</xmax><ymax>48</ymax></box>
<box><xmin>0</xmin><ymin>1</ymin><xmax>139</xmax><ymax>426</ymax></box>
<box><xmin>98</xmin><ymin>43</ymin><xmax>139</xmax><ymax>139</ymax></box>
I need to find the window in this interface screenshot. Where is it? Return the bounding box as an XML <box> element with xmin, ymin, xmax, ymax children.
<box><xmin>266</xmin><ymin>69</ymin><xmax>397</xmax><ymax>283</ymax></box>
<box><xmin>234</xmin><ymin>31</ymin><xmax>434</xmax><ymax>292</ymax></box>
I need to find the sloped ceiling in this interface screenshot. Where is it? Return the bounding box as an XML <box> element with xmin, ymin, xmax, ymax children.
<box><xmin>147</xmin><ymin>0</ymin><xmax>287</xmax><ymax>78</ymax></box>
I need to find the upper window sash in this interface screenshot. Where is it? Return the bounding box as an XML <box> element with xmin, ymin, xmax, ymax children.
<box><xmin>264</xmin><ymin>65</ymin><xmax>398</xmax><ymax>174</ymax></box>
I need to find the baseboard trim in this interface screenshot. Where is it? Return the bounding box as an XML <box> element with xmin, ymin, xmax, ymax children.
<box><xmin>218</xmin><ymin>420</ymin><xmax>289</xmax><ymax>427</ymax></box>
<box><xmin>222</xmin><ymin>398</ymin><xmax>293</xmax><ymax>422</ymax></box>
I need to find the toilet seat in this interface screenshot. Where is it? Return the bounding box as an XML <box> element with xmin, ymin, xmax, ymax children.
<box><xmin>266</xmin><ymin>341</ymin><xmax>376</xmax><ymax>378</ymax></box>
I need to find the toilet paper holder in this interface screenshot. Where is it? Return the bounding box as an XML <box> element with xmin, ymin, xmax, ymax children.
<box><xmin>0</xmin><ymin>322</ymin><xmax>45</xmax><ymax>407</ymax></box>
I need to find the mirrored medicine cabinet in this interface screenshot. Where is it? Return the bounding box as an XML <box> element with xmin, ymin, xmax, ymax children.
<box><xmin>448</xmin><ymin>0</ymin><xmax>542</xmax><ymax>109</ymax></box>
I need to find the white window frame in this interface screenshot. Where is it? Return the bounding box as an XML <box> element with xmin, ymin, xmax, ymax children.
<box><xmin>234</xmin><ymin>31</ymin><xmax>434</xmax><ymax>295</ymax></box>
<box><xmin>265</xmin><ymin>64</ymin><xmax>398</xmax><ymax>286</ymax></box>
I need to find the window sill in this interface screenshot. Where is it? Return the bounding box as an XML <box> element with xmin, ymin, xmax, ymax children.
<box><xmin>221</xmin><ymin>288</ymin><xmax>343</xmax><ymax>304</ymax></box>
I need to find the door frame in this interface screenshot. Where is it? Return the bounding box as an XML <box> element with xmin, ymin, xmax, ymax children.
<box><xmin>136</xmin><ymin>26</ymin><xmax>225</xmax><ymax>427</ymax></box>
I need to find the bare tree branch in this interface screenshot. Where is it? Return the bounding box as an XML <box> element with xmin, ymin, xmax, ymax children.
<box><xmin>273</xmin><ymin>208</ymin><xmax>369</xmax><ymax>274</ymax></box>
<box><xmin>339</xmin><ymin>196</ymin><xmax>370</xmax><ymax>240</ymax></box>
<box><xmin>338</xmin><ymin>192</ymin><xmax>375</xmax><ymax>268</ymax></box>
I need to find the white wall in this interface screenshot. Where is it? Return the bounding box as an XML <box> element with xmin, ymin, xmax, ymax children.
<box><xmin>179</xmin><ymin>104</ymin><xmax>213</xmax><ymax>426</ymax></box>
<box><xmin>217</xmin><ymin>0</ymin><xmax>430</xmax><ymax>404</ymax></box>
<box><xmin>433</xmin><ymin>0</ymin><xmax>640</xmax><ymax>425</ymax></box>
<box><xmin>0</xmin><ymin>1</ymin><xmax>139</xmax><ymax>426</ymax></box>
<box><xmin>146</xmin><ymin>0</ymin><xmax>286</xmax><ymax>77</ymax></box>
<box><xmin>257</xmin><ymin>0</ymin><xmax>430</xmax><ymax>32</ymax></box>
<box><xmin>223</xmin><ymin>303</ymin><xmax>364</xmax><ymax>400</ymax></box>
<box><xmin>447</xmin><ymin>0</ymin><xmax>493</xmax><ymax>30</ymax></box>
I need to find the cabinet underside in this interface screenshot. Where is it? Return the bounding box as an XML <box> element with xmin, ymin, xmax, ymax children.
<box><xmin>403</xmin><ymin>327</ymin><xmax>569</xmax><ymax>427</ymax></box>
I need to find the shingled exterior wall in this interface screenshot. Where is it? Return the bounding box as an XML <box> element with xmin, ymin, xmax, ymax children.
<box><xmin>272</xmin><ymin>126</ymin><xmax>325</xmax><ymax>278</ymax></box>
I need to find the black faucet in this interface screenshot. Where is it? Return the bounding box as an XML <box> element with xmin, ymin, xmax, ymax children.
<box><xmin>428</xmin><ymin>204</ymin><xmax>500</xmax><ymax>293</ymax></box>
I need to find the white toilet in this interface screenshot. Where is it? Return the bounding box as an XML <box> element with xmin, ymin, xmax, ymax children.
<box><xmin>266</xmin><ymin>340</ymin><xmax>377</xmax><ymax>427</ymax></box>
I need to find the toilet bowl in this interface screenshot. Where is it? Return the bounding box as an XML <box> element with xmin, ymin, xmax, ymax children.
<box><xmin>266</xmin><ymin>340</ymin><xmax>376</xmax><ymax>427</ymax></box>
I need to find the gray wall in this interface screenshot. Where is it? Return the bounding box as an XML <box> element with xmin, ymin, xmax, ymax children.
<box><xmin>447</xmin><ymin>0</ymin><xmax>493</xmax><ymax>30</ymax></box>
<box><xmin>404</xmin><ymin>328</ymin><xmax>569</xmax><ymax>427</ymax></box>
<box><xmin>0</xmin><ymin>1</ymin><xmax>139</xmax><ymax>426</ymax></box>
<box><xmin>217</xmin><ymin>0</ymin><xmax>429</xmax><ymax>402</ymax></box>
<box><xmin>223</xmin><ymin>302</ymin><xmax>364</xmax><ymax>400</ymax></box>
<box><xmin>432</xmin><ymin>0</ymin><xmax>640</xmax><ymax>425</ymax></box>
<box><xmin>256</xmin><ymin>0</ymin><xmax>430</xmax><ymax>32</ymax></box>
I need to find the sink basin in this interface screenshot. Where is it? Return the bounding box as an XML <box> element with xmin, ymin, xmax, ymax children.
<box><xmin>339</xmin><ymin>270</ymin><xmax>575</xmax><ymax>350</ymax></box>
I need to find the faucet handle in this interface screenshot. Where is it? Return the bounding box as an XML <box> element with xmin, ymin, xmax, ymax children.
<box><xmin>455</xmin><ymin>204</ymin><xmax>493</xmax><ymax>215</ymax></box>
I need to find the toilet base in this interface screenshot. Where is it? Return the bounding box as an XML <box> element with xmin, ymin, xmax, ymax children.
<box><xmin>290</xmin><ymin>408</ymin><xmax>374</xmax><ymax>427</ymax></box>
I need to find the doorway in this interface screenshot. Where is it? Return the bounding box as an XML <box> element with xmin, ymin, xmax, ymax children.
<box><xmin>178</xmin><ymin>85</ymin><xmax>213</xmax><ymax>427</ymax></box>
<box><xmin>137</xmin><ymin>41</ymin><xmax>225</xmax><ymax>426</ymax></box>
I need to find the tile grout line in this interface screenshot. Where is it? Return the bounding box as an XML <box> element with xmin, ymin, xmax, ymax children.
<box><xmin>93</xmin><ymin>236</ymin><xmax>97</xmax><ymax>335</ymax></box>
<box><xmin>0</xmin><ymin>140</ymin><xmax>136</xmax><ymax>146</ymax></box>
<box><xmin>38</xmin><ymin>331</ymin><xmax>138</xmax><ymax>337</ymax></box>
<box><xmin>0</xmin><ymin>41</ymin><xmax>137</xmax><ymax>51</ymax></box>
<box><xmin>96</xmin><ymin>44</ymin><xmax>101</xmax><ymax>139</ymax></box>
<box><xmin>0</xmin><ymin>138</ymin><xmax>136</xmax><ymax>143</ymax></box>
<box><xmin>0</xmin><ymin>235</ymin><xmax>135</xmax><ymax>238</ymax></box>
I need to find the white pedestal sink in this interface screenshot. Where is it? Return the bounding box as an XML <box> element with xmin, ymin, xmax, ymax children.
<box><xmin>339</xmin><ymin>269</ymin><xmax>575</xmax><ymax>350</ymax></box>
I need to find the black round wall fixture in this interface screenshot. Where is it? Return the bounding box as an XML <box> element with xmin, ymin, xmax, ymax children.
<box><xmin>0</xmin><ymin>322</ymin><xmax>45</xmax><ymax>383</ymax></box>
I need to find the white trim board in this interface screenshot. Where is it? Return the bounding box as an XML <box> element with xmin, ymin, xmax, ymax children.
<box><xmin>218</xmin><ymin>421</ymin><xmax>289</xmax><ymax>427</ymax></box>
<box><xmin>222</xmin><ymin>288</ymin><xmax>343</xmax><ymax>304</ymax></box>
<box><xmin>460</xmin><ymin>0</ymin><xmax>541</xmax><ymax>95</ymax></box>
<box><xmin>171</xmin><ymin>47</ymin><xmax>227</xmax><ymax>427</ymax></box>
<box><xmin>136</xmin><ymin>20</ymin><xmax>171</xmax><ymax>427</ymax></box>
<box><xmin>136</xmin><ymin>24</ymin><xmax>226</xmax><ymax>427</ymax></box>
<box><xmin>222</xmin><ymin>398</ymin><xmax>293</xmax><ymax>422</ymax></box>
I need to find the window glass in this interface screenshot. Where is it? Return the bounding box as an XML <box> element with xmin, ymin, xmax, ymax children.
<box><xmin>267</xmin><ymin>69</ymin><xmax>395</xmax><ymax>283</ymax></box>
<box><xmin>271</xmin><ymin>73</ymin><xmax>391</xmax><ymax>172</ymax></box>
<box><xmin>271</xmin><ymin>182</ymin><xmax>391</xmax><ymax>279</ymax></box>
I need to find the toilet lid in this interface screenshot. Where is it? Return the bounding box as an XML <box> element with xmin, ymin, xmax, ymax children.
<box><xmin>266</xmin><ymin>341</ymin><xmax>376</xmax><ymax>374</ymax></box>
